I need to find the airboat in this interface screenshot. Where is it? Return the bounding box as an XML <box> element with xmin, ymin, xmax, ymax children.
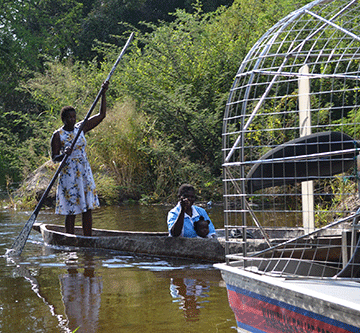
<box><xmin>214</xmin><ymin>0</ymin><xmax>360</xmax><ymax>332</ymax></box>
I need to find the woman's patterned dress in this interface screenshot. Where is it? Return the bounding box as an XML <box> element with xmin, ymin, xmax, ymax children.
<box><xmin>54</xmin><ymin>124</ymin><xmax>100</xmax><ymax>215</ymax></box>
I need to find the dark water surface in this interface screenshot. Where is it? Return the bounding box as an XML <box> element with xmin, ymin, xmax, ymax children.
<box><xmin>0</xmin><ymin>205</ymin><xmax>237</xmax><ymax>333</ymax></box>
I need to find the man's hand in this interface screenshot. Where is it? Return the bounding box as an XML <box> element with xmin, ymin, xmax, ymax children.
<box><xmin>180</xmin><ymin>196</ymin><xmax>191</xmax><ymax>210</ymax></box>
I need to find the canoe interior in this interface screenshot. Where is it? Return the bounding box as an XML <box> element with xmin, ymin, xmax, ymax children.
<box><xmin>44</xmin><ymin>224</ymin><xmax>170</xmax><ymax>237</ymax></box>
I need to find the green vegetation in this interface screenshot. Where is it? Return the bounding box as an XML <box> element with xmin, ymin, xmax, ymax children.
<box><xmin>0</xmin><ymin>0</ymin><xmax>310</xmax><ymax>205</ymax></box>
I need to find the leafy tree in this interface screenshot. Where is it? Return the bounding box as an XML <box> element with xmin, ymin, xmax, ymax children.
<box><xmin>0</xmin><ymin>111</ymin><xmax>50</xmax><ymax>186</ymax></box>
<box><xmin>2</xmin><ymin>0</ymin><xmax>83</xmax><ymax>64</ymax></box>
<box><xmin>4</xmin><ymin>0</ymin><xmax>313</xmax><ymax>201</ymax></box>
<box><xmin>116</xmin><ymin>0</ymin><xmax>301</xmax><ymax>185</ymax></box>
<box><xmin>73</xmin><ymin>0</ymin><xmax>235</xmax><ymax>61</ymax></box>
<box><xmin>0</xmin><ymin>0</ymin><xmax>84</xmax><ymax>114</ymax></box>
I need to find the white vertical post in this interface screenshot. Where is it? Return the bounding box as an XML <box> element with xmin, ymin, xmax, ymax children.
<box><xmin>299</xmin><ymin>64</ymin><xmax>315</xmax><ymax>233</ymax></box>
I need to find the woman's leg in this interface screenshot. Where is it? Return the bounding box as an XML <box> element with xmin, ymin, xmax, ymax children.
<box><xmin>65</xmin><ymin>215</ymin><xmax>76</xmax><ymax>234</ymax></box>
<box><xmin>82</xmin><ymin>210</ymin><xmax>92</xmax><ymax>236</ymax></box>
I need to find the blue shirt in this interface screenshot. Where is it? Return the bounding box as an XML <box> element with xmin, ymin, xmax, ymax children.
<box><xmin>167</xmin><ymin>203</ymin><xmax>216</xmax><ymax>238</ymax></box>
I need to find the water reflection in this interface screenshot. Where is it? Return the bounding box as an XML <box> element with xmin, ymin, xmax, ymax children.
<box><xmin>5</xmin><ymin>255</ymin><xmax>71</xmax><ymax>333</ymax></box>
<box><xmin>0</xmin><ymin>207</ymin><xmax>237</xmax><ymax>332</ymax></box>
<box><xmin>170</xmin><ymin>277</ymin><xmax>209</xmax><ymax>321</ymax></box>
<box><xmin>59</xmin><ymin>255</ymin><xmax>102</xmax><ymax>333</ymax></box>
<box><xmin>152</xmin><ymin>268</ymin><xmax>223</xmax><ymax>323</ymax></box>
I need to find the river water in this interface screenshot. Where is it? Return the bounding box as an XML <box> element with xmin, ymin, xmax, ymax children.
<box><xmin>0</xmin><ymin>204</ymin><xmax>238</xmax><ymax>333</ymax></box>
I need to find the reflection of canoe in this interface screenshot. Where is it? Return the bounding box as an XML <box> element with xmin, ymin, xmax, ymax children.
<box><xmin>33</xmin><ymin>223</ymin><xmax>345</xmax><ymax>263</ymax></box>
<box><xmin>247</xmin><ymin>131</ymin><xmax>359</xmax><ymax>193</ymax></box>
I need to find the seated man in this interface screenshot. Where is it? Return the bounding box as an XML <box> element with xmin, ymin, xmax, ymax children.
<box><xmin>167</xmin><ymin>184</ymin><xmax>216</xmax><ymax>238</ymax></box>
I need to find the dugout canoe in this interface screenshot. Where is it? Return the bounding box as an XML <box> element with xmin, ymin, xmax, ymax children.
<box><xmin>33</xmin><ymin>223</ymin><xmax>229</xmax><ymax>261</ymax></box>
<box><xmin>32</xmin><ymin>223</ymin><xmax>346</xmax><ymax>263</ymax></box>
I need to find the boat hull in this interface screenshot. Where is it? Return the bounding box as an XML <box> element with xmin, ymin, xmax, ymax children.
<box><xmin>34</xmin><ymin>223</ymin><xmax>228</xmax><ymax>262</ymax></box>
<box><xmin>215</xmin><ymin>263</ymin><xmax>360</xmax><ymax>332</ymax></box>
<box><xmin>32</xmin><ymin>224</ymin><xmax>345</xmax><ymax>263</ymax></box>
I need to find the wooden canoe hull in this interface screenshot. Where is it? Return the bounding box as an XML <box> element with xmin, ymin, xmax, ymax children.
<box><xmin>34</xmin><ymin>223</ymin><xmax>228</xmax><ymax>262</ymax></box>
<box><xmin>32</xmin><ymin>224</ymin><xmax>344</xmax><ymax>263</ymax></box>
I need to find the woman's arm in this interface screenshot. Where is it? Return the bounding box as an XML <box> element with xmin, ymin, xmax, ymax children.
<box><xmin>51</xmin><ymin>131</ymin><xmax>73</xmax><ymax>162</ymax></box>
<box><xmin>51</xmin><ymin>131</ymin><xmax>63</xmax><ymax>162</ymax></box>
<box><xmin>83</xmin><ymin>81</ymin><xmax>109</xmax><ymax>133</ymax></box>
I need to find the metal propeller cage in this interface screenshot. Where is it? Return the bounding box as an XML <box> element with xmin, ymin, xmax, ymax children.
<box><xmin>222</xmin><ymin>0</ymin><xmax>360</xmax><ymax>279</ymax></box>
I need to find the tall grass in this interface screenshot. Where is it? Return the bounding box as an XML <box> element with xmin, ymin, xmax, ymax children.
<box><xmin>88</xmin><ymin>98</ymin><xmax>149</xmax><ymax>201</ymax></box>
<box><xmin>87</xmin><ymin>98</ymin><xmax>222</xmax><ymax>204</ymax></box>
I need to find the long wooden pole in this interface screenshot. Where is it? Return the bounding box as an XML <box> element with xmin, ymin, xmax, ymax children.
<box><xmin>6</xmin><ymin>32</ymin><xmax>134</xmax><ymax>257</ymax></box>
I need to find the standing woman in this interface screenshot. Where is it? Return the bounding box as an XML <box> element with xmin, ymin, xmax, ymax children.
<box><xmin>51</xmin><ymin>81</ymin><xmax>109</xmax><ymax>236</ymax></box>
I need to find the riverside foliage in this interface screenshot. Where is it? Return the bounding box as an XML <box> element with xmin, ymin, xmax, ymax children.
<box><xmin>0</xmin><ymin>0</ymin><xmax>310</xmax><ymax>203</ymax></box>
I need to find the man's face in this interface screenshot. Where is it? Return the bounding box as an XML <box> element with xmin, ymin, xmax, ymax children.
<box><xmin>181</xmin><ymin>190</ymin><xmax>196</xmax><ymax>206</ymax></box>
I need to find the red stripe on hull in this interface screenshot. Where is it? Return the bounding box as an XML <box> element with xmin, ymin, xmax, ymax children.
<box><xmin>228</xmin><ymin>289</ymin><xmax>355</xmax><ymax>333</ymax></box>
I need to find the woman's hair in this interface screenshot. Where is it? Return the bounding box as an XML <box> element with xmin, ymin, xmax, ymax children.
<box><xmin>60</xmin><ymin>106</ymin><xmax>76</xmax><ymax>122</ymax></box>
<box><xmin>178</xmin><ymin>184</ymin><xmax>195</xmax><ymax>198</ymax></box>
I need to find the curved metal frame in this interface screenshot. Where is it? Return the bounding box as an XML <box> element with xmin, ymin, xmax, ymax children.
<box><xmin>222</xmin><ymin>0</ymin><xmax>360</xmax><ymax>278</ymax></box>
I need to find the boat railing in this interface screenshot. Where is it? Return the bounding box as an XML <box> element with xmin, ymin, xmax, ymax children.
<box><xmin>224</xmin><ymin>211</ymin><xmax>360</xmax><ymax>280</ymax></box>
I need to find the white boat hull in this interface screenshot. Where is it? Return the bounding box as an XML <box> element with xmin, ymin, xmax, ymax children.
<box><xmin>215</xmin><ymin>263</ymin><xmax>360</xmax><ymax>332</ymax></box>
